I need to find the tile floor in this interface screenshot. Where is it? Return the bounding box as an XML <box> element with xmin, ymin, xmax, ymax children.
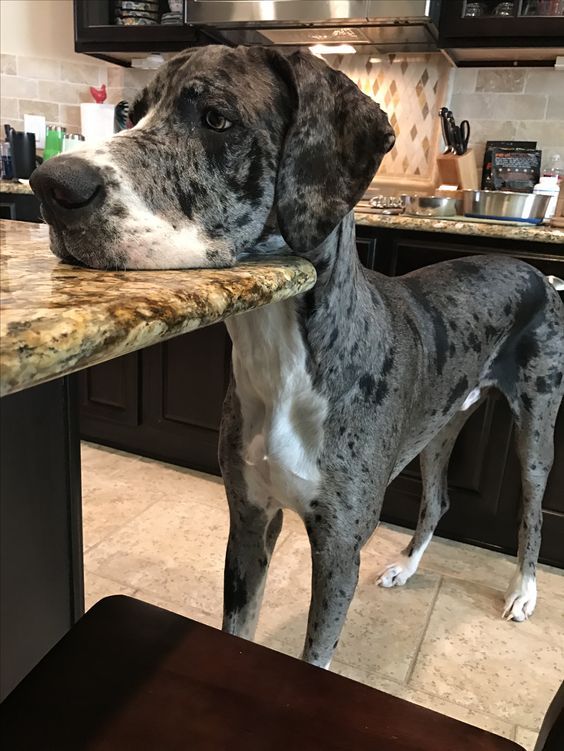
<box><xmin>82</xmin><ymin>442</ymin><xmax>564</xmax><ymax>749</ymax></box>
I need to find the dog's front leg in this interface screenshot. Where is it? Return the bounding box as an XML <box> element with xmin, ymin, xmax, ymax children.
<box><xmin>222</xmin><ymin>501</ymin><xmax>283</xmax><ymax>641</ymax></box>
<box><xmin>302</xmin><ymin>524</ymin><xmax>360</xmax><ymax>669</ymax></box>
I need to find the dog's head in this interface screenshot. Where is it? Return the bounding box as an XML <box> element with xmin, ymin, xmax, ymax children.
<box><xmin>31</xmin><ymin>46</ymin><xmax>394</xmax><ymax>269</ymax></box>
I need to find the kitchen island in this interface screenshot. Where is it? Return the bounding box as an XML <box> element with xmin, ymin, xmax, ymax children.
<box><xmin>0</xmin><ymin>219</ymin><xmax>316</xmax><ymax>698</ymax></box>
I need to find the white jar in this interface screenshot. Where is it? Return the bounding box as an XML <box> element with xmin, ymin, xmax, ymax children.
<box><xmin>533</xmin><ymin>176</ymin><xmax>560</xmax><ymax>221</ymax></box>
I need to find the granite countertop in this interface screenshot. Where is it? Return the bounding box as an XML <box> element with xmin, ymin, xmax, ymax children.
<box><xmin>0</xmin><ymin>179</ymin><xmax>34</xmax><ymax>195</ymax></box>
<box><xmin>354</xmin><ymin>211</ymin><xmax>564</xmax><ymax>245</ymax></box>
<box><xmin>0</xmin><ymin>220</ymin><xmax>316</xmax><ymax>397</ymax></box>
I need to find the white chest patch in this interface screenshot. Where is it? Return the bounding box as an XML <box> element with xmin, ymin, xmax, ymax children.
<box><xmin>226</xmin><ymin>300</ymin><xmax>327</xmax><ymax>512</ymax></box>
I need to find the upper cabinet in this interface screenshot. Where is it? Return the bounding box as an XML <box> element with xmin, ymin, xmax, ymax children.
<box><xmin>74</xmin><ymin>0</ymin><xmax>216</xmax><ymax>61</ymax></box>
<box><xmin>74</xmin><ymin>0</ymin><xmax>564</xmax><ymax>66</ymax></box>
<box><xmin>439</xmin><ymin>0</ymin><xmax>564</xmax><ymax>65</ymax></box>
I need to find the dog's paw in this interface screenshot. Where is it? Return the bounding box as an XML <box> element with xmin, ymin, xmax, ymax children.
<box><xmin>502</xmin><ymin>574</ymin><xmax>537</xmax><ymax>622</ymax></box>
<box><xmin>377</xmin><ymin>558</ymin><xmax>415</xmax><ymax>588</ymax></box>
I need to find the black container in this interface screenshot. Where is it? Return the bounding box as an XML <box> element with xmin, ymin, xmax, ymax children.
<box><xmin>8</xmin><ymin>131</ymin><xmax>37</xmax><ymax>179</ymax></box>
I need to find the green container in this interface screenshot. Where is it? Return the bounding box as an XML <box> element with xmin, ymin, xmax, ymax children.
<box><xmin>43</xmin><ymin>126</ymin><xmax>66</xmax><ymax>160</ymax></box>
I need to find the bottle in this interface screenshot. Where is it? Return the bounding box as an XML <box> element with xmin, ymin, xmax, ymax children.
<box><xmin>542</xmin><ymin>153</ymin><xmax>564</xmax><ymax>180</ymax></box>
<box><xmin>2</xmin><ymin>125</ymin><xmax>14</xmax><ymax>179</ymax></box>
<box><xmin>533</xmin><ymin>175</ymin><xmax>560</xmax><ymax>221</ymax></box>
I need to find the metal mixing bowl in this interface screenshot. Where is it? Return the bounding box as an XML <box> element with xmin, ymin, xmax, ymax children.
<box><xmin>403</xmin><ymin>195</ymin><xmax>462</xmax><ymax>217</ymax></box>
<box><xmin>462</xmin><ymin>190</ymin><xmax>551</xmax><ymax>224</ymax></box>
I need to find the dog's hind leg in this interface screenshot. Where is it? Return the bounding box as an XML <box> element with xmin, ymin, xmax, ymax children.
<box><xmin>502</xmin><ymin>388</ymin><xmax>562</xmax><ymax>622</ymax></box>
<box><xmin>222</xmin><ymin>501</ymin><xmax>283</xmax><ymax>640</ymax></box>
<box><xmin>495</xmin><ymin>290</ymin><xmax>564</xmax><ymax>621</ymax></box>
<box><xmin>377</xmin><ymin>400</ymin><xmax>483</xmax><ymax>588</ymax></box>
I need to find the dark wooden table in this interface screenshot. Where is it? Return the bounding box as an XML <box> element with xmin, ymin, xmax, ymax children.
<box><xmin>0</xmin><ymin>596</ymin><xmax>524</xmax><ymax>751</ymax></box>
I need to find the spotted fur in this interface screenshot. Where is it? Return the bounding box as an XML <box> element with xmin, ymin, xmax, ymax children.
<box><xmin>32</xmin><ymin>46</ymin><xmax>564</xmax><ymax>667</ymax></box>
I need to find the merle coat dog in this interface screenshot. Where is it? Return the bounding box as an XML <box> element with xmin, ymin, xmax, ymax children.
<box><xmin>31</xmin><ymin>45</ymin><xmax>564</xmax><ymax>669</ymax></box>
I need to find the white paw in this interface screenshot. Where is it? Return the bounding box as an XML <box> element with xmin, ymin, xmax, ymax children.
<box><xmin>377</xmin><ymin>558</ymin><xmax>415</xmax><ymax>588</ymax></box>
<box><xmin>502</xmin><ymin>574</ymin><xmax>537</xmax><ymax>622</ymax></box>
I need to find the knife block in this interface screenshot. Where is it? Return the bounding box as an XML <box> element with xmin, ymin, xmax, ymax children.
<box><xmin>436</xmin><ymin>149</ymin><xmax>478</xmax><ymax>191</ymax></box>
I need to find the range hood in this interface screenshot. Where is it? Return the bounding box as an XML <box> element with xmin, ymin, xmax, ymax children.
<box><xmin>185</xmin><ymin>1</ymin><xmax>441</xmax><ymax>53</ymax></box>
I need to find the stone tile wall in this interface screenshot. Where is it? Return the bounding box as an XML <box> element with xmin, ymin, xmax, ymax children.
<box><xmin>0</xmin><ymin>53</ymin><xmax>153</xmax><ymax>138</ymax></box>
<box><xmin>449</xmin><ymin>66</ymin><xmax>564</xmax><ymax>174</ymax></box>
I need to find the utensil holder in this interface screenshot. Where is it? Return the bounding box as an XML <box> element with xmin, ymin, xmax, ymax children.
<box><xmin>436</xmin><ymin>149</ymin><xmax>478</xmax><ymax>191</ymax></box>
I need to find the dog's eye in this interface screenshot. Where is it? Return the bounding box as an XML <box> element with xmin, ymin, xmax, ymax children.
<box><xmin>204</xmin><ymin>109</ymin><xmax>232</xmax><ymax>132</ymax></box>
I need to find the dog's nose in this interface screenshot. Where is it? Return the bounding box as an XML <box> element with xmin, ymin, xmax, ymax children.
<box><xmin>30</xmin><ymin>155</ymin><xmax>103</xmax><ymax>224</ymax></box>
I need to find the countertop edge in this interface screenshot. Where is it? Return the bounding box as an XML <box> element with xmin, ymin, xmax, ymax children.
<box><xmin>354</xmin><ymin>211</ymin><xmax>564</xmax><ymax>245</ymax></box>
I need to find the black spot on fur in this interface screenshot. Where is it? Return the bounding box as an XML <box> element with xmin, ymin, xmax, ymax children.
<box><xmin>485</xmin><ymin>325</ymin><xmax>496</xmax><ymax>341</ymax></box>
<box><xmin>224</xmin><ymin>562</ymin><xmax>248</xmax><ymax>615</ymax></box>
<box><xmin>521</xmin><ymin>392</ymin><xmax>533</xmax><ymax>412</ymax></box>
<box><xmin>535</xmin><ymin>376</ymin><xmax>550</xmax><ymax>393</ymax></box>
<box><xmin>516</xmin><ymin>332</ymin><xmax>540</xmax><ymax>370</ymax></box>
<box><xmin>358</xmin><ymin>373</ymin><xmax>375</xmax><ymax>401</ymax></box>
<box><xmin>403</xmin><ymin>278</ymin><xmax>449</xmax><ymax>375</ymax></box>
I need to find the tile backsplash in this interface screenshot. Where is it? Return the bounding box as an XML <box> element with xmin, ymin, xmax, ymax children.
<box><xmin>449</xmin><ymin>66</ymin><xmax>564</xmax><ymax>175</ymax></box>
<box><xmin>0</xmin><ymin>53</ymin><xmax>152</xmax><ymax>139</ymax></box>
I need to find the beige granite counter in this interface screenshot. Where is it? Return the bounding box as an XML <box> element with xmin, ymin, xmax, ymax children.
<box><xmin>354</xmin><ymin>211</ymin><xmax>564</xmax><ymax>246</ymax></box>
<box><xmin>0</xmin><ymin>179</ymin><xmax>34</xmax><ymax>195</ymax></box>
<box><xmin>0</xmin><ymin>220</ymin><xmax>316</xmax><ymax>397</ymax></box>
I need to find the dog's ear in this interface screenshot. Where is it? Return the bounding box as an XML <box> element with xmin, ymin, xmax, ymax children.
<box><xmin>265</xmin><ymin>50</ymin><xmax>395</xmax><ymax>253</ymax></box>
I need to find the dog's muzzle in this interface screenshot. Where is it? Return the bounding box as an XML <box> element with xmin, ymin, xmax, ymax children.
<box><xmin>30</xmin><ymin>155</ymin><xmax>105</xmax><ymax>228</ymax></box>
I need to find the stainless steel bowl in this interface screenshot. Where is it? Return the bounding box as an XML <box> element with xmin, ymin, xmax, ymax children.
<box><xmin>403</xmin><ymin>195</ymin><xmax>462</xmax><ymax>217</ymax></box>
<box><xmin>462</xmin><ymin>190</ymin><xmax>551</xmax><ymax>224</ymax></box>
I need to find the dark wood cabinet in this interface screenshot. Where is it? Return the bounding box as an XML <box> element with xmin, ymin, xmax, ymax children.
<box><xmin>1</xmin><ymin>378</ymin><xmax>83</xmax><ymax>700</ymax></box>
<box><xmin>79</xmin><ymin>323</ymin><xmax>231</xmax><ymax>475</ymax></box>
<box><xmin>439</xmin><ymin>0</ymin><xmax>564</xmax><ymax>53</ymax></box>
<box><xmin>73</xmin><ymin>0</ymin><xmax>216</xmax><ymax>61</ymax></box>
<box><xmin>0</xmin><ymin>192</ymin><xmax>41</xmax><ymax>223</ymax></box>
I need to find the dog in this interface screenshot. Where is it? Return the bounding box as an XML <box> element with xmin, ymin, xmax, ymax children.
<box><xmin>30</xmin><ymin>45</ymin><xmax>564</xmax><ymax>669</ymax></box>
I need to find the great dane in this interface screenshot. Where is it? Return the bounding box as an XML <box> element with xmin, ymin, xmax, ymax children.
<box><xmin>31</xmin><ymin>45</ymin><xmax>564</xmax><ymax>669</ymax></box>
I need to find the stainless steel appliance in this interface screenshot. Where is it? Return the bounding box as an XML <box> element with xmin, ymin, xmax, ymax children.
<box><xmin>184</xmin><ymin>1</ymin><xmax>441</xmax><ymax>53</ymax></box>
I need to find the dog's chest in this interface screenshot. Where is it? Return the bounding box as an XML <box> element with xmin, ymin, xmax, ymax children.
<box><xmin>226</xmin><ymin>300</ymin><xmax>327</xmax><ymax>511</ymax></box>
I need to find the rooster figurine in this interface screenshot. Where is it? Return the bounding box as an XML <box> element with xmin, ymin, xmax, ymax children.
<box><xmin>89</xmin><ymin>83</ymin><xmax>107</xmax><ymax>104</ymax></box>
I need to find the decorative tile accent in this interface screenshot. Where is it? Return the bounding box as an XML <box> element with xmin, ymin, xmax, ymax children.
<box><xmin>333</xmin><ymin>53</ymin><xmax>451</xmax><ymax>181</ymax></box>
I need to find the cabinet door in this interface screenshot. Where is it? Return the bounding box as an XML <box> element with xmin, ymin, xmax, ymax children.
<box><xmin>439</xmin><ymin>0</ymin><xmax>564</xmax><ymax>47</ymax></box>
<box><xmin>142</xmin><ymin>323</ymin><xmax>231</xmax><ymax>474</ymax></box>
<box><xmin>383</xmin><ymin>392</ymin><xmax>521</xmax><ymax>553</ymax></box>
<box><xmin>79</xmin><ymin>352</ymin><xmax>140</xmax><ymax>428</ymax></box>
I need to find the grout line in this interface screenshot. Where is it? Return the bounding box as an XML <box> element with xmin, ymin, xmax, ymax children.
<box><xmin>404</xmin><ymin>575</ymin><xmax>442</xmax><ymax>685</ymax></box>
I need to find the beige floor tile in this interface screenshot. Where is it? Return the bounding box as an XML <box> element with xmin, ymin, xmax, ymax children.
<box><xmin>514</xmin><ymin>727</ymin><xmax>538</xmax><ymax>750</ymax></box>
<box><xmin>254</xmin><ymin>641</ymin><xmax>515</xmax><ymax>741</ymax></box>
<box><xmin>85</xmin><ymin>497</ymin><xmax>292</xmax><ymax>622</ymax></box>
<box><xmin>409</xmin><ymin>578</ymin><xmax>564</xmax><ymax>730</ymax></box>
<box><xmin>398</xmin><ymin>687</ymin><xmax>516</xmax><ymax>741</ymax></box>
<box><xmin>333</xmin><ymin>663</ymin><xmax>515</xmax><ymax>740</ymax></box>
<box><xmin>84</xmin><ymin>571</ymin><xmax>135</xmax><ymax>611</ymax></box>
<box><xmin>84</xmin><ymin>499</ymin><xmax>231</xmax><ymax>619</ymax></box>
<box><xmin>375</xmin><ymin>523</ymin><xmax>564</xmax><ymax>603</ymax></box>
<box><xmin>255</xmin><ymin>527</ymin><xmax>440</xmax><ymax>682</ymax></box>
<box><xmin>82</xmin><ymin>443</ymin><xmax>228</xmax><ymax>550</ymax></box>
<box><xmin>132</xmin><ymin>587</ymin><xmax>222</xmax><ymax>629</ymax></box>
